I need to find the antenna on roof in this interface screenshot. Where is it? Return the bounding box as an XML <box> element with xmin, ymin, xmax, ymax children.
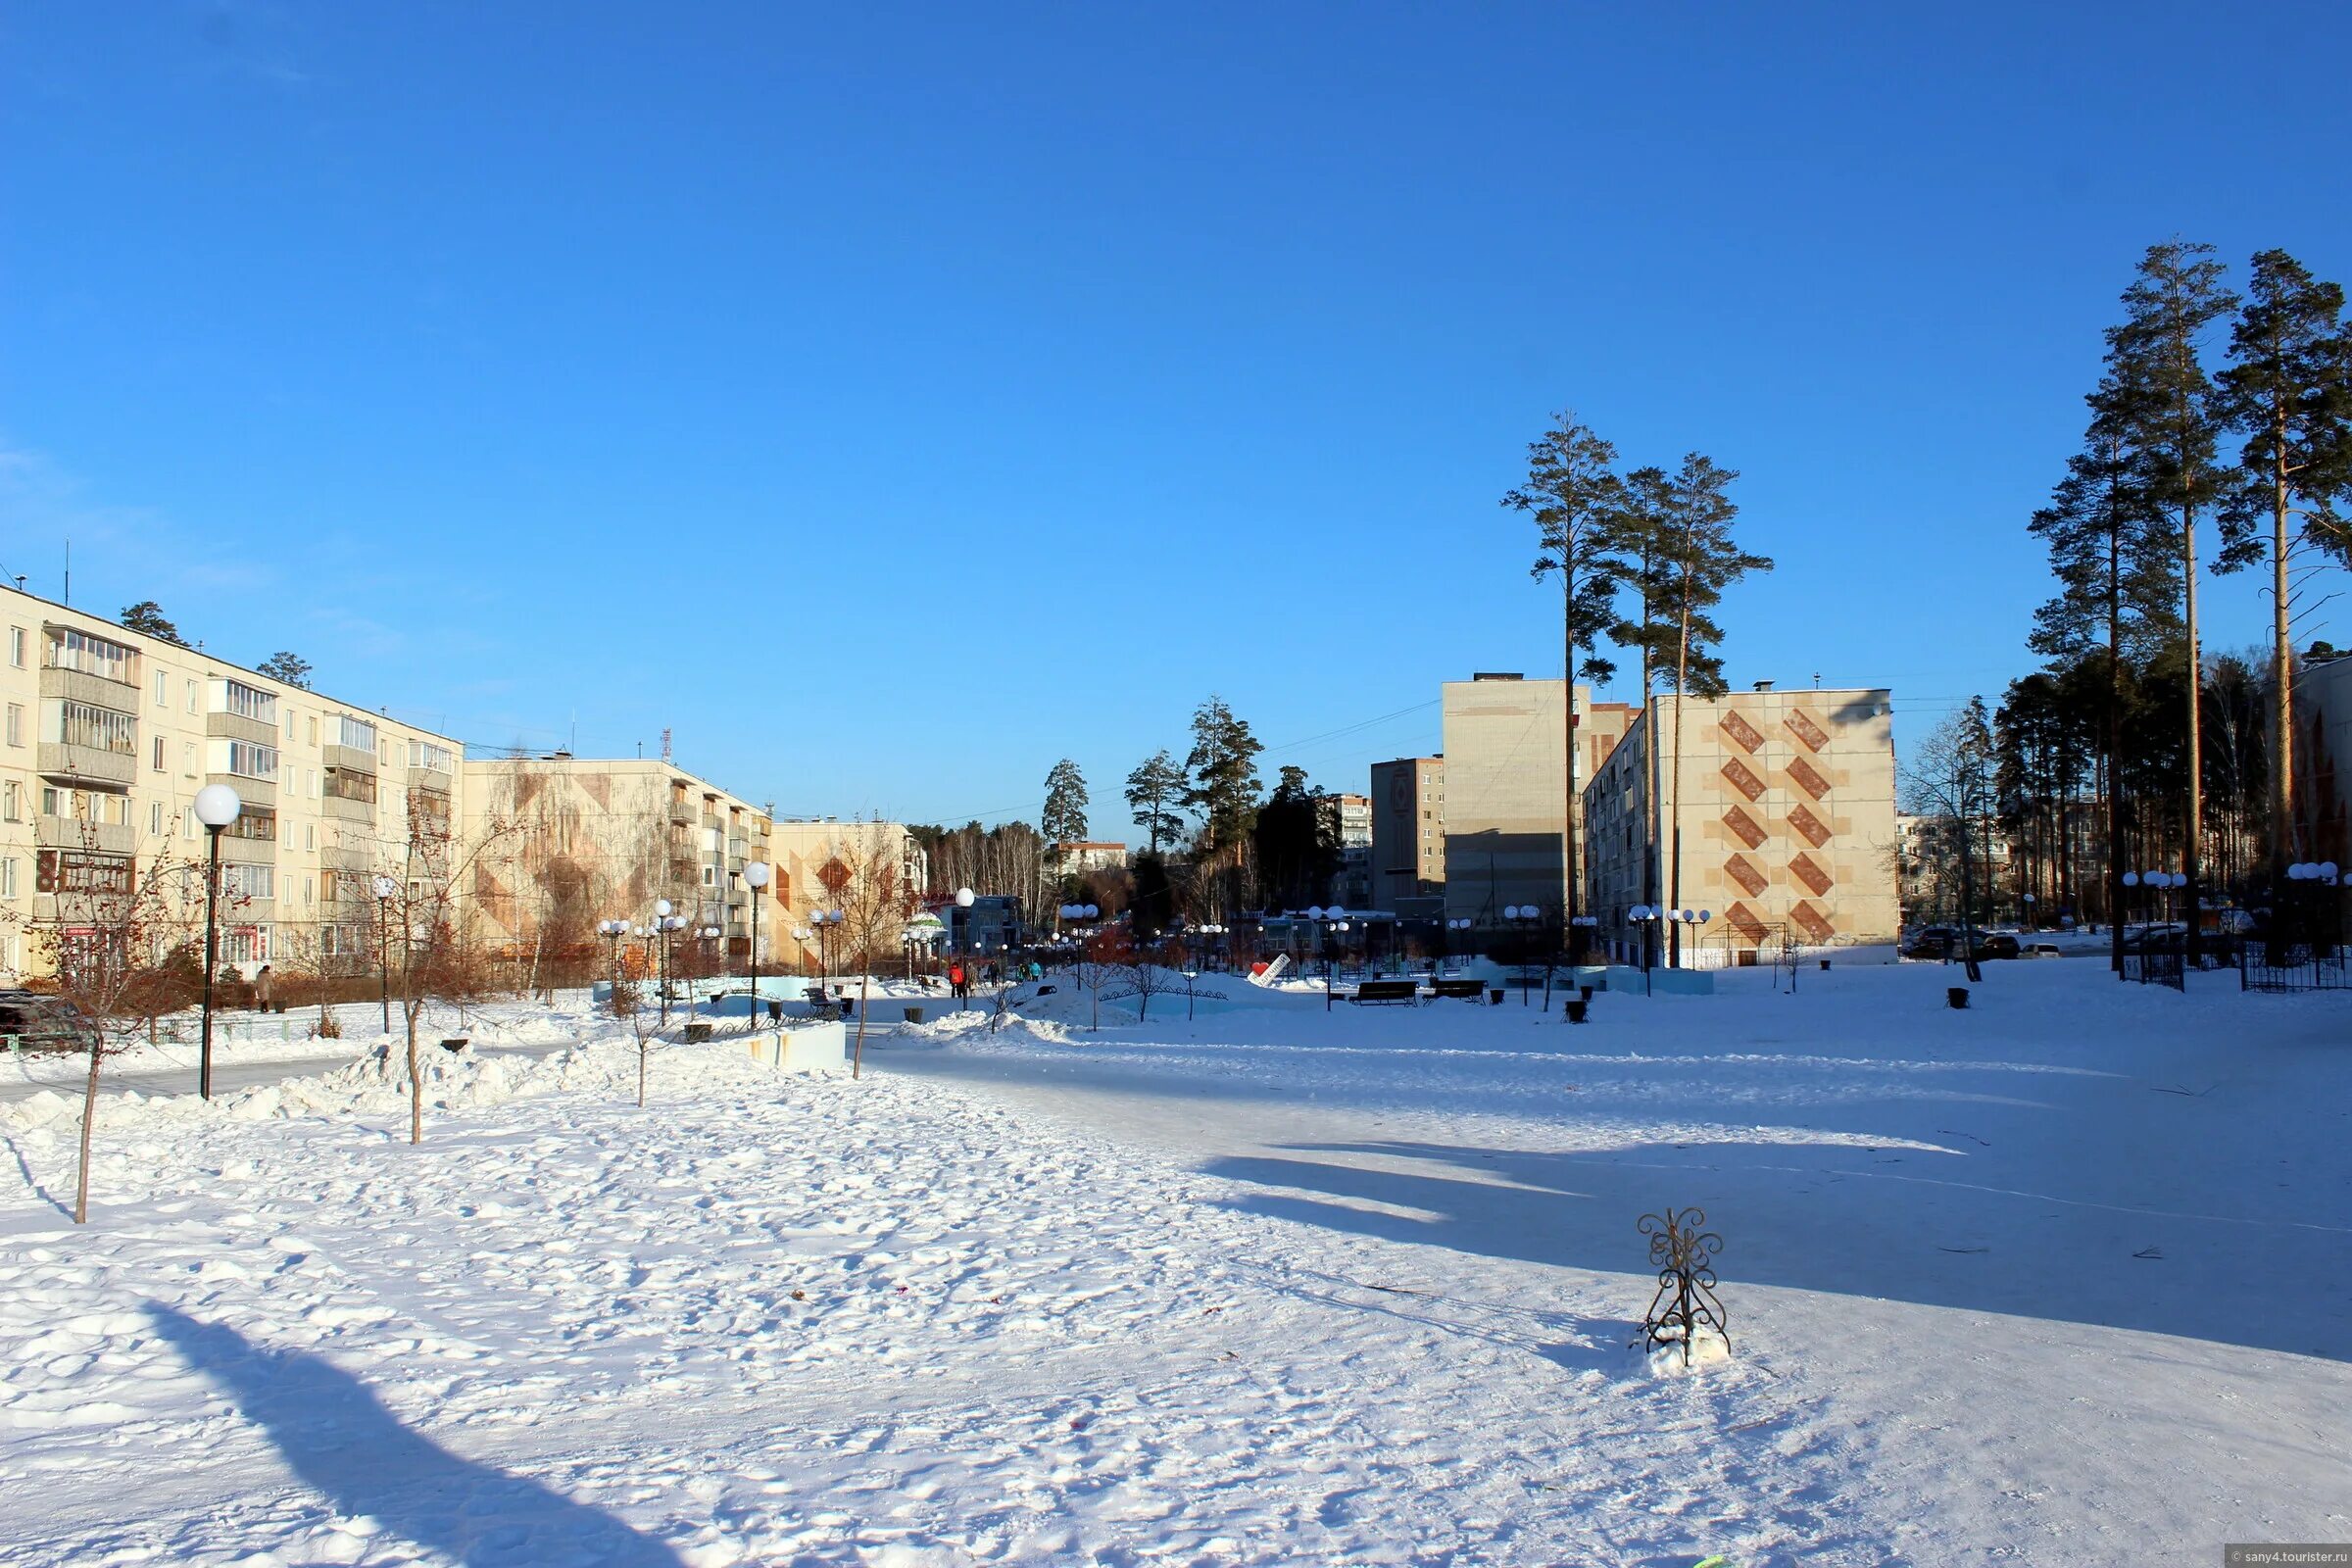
<box><xmin>661</xmin><ymin>726</ymin><xmax>672</xmax><ymax>763</ymax></box>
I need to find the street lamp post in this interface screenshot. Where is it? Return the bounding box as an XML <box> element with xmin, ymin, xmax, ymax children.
<box><xmin>744</xmin><ymin>860</ymin><xmax>772</xmax><ymax>1013</ymax></box>
<box><xmin>1629</xmin><ymin>905</ymin><xmax>1660</xmax><ymax>995</ymax></box>
<box><xmin>373</xmin><ymin>873</ymin><xmax>399</xmax><ymax>1035</ymax></box>
<box><xmin>193</xmin><ymin>784</ymin><xmax>243</xmax><ymax>1102</ymax></box>
<box><xmin>597</xmin><ymin>918</ymin><xmax>627</xmax><ymax>998</ymax></box>
<box><xmin>653</xmin><ymin>900</ymin><xmax>675</xmax><ymax>1025</ymax></box>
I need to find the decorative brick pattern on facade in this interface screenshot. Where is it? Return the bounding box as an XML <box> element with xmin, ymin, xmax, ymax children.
<box><xmin>1785</xmin><ymin>708</ymin><xmax>1831</xmax><ymax>752</ymax></box>
<box><xmin>1724</xmin><ymin>854</ymin><xmax>1769</xmax><ymax>897</ymax></box>
<box><xmin>1789</xmin><ymin>852</ymin><xmax>1835</xmax><ymax>897</ymax></box>
<box><xmin>1722</xmin><ymin>805</ymin><xmax>1769</xmax><ymax>850</ymax></box>
<box><xmin>1786</xmin><ymin>801</ymin><xmax>1833</xmax><ymax>848</ymax></box>
<box><xmin>1789</xmin><ymin>900</ymin><xmax>1837</xmax><ymax>942</ymax></box>
<box><xmin>1718</xmin><ymin>711</ymin><xmax>1766</xmax><ymax>754</ymax></box>
<box><xmin>1786</xmin><ymin>755</ymin><xmax>1832</xmax><ymax>800</ymax></box>
<box><xmin>1720</xmin><ymin>757</ymin><xmax>1767</xmax><ymax>802</ymax></box>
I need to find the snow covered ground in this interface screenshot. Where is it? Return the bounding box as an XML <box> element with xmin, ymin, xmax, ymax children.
<box><xmin>0</xmin><ymin>961</ymin><xmax>2344</xmax><ymax>1565</ymax></box>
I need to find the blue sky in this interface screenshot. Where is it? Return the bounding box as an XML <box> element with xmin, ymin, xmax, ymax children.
<box><xmin>5</xmin><ymin>2</ymin><xmax>2350</xmax><ymax>832</ymax></box>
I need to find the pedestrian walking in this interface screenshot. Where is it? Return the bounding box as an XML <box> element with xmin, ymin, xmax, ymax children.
<box><xmin>254</xmin><ymin>963</ymin><xmax>275</xmax><ymax>1012</ymax></box>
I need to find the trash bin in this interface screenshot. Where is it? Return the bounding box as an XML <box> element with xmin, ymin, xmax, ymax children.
<box><xmin>1820</xmin><ymin>958</ymin><xmax>1832</xmax><ymax>971</ymax></box>
<box><xmin>439</xmin><ymin>1037</ymin><xmax>469</xmax><ymax>1054</ymax></box>
<box><xmin>684</xmin><ymin>1022</ymin><xmax>712</xmax><ymax>1043</ymax></box>
<box><xmin>766</xmin><ymin>1000</ymin><xmax>783</xmax><ymax>1024</ymax></box>
<box><xmin>1946</xmin><ymin>987</ymin><xmax>1968</xmax><ymax>1010</ymax></box>
<box><xmin>1488</xmin><ymin>988</ymin><xmax>1504</xmax><ymax>1006</ymax></box>
<box><xmin>905</xmin><ymin>1006</ymin><xmax>925</xmax><ymax>1025</ymax></box>
<box><xmin>1566</xmin><ymin>999</ymin><xmax>1590</xmax><ymax>1024</ymax></box>
<box><xmin>1579</xmin><ymin>984</ymin><xmax>1594</xmax><ymax>1003</ymax></box>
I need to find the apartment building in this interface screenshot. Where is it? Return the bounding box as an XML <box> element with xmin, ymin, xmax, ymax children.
<box><xmin>0</xmin><ymin>589</ymin><xmax>464</xmax><ymax>984</ymax></box>
<box><xmin>768</xmin><ymin>819</ymin><xmax>929</xmax><ymax>971</ymax></box>
<box><xmin>1318</xmin><ymin>793</ymin><xmax>1373</xmax><ymax>909</ymax></box>
<box><xmin>1370</xmin><ymin>757</ymin><xmax>1445</xmax><ymax>912</ymax></box>
<box><xmin>461</xmin><ymin>756</ymin><xmax>785</xmax><ymax>971</ymax></box>
<box><xmin>1438</xmin><ymin>675</ymin><xmax>1636</xmax><ymax>926</ymax></box>
<box><xmin>1585</xmin><ymin>684</ymin><xmax>1899</xmax><ymax>960</ymax></box>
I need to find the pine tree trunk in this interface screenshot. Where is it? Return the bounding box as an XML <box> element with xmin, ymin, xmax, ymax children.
<box><xmin>1562</xmin><ymin>566</ymin><xmax>1580</xmax><ymax>953</ymax></box>
<box><xmin>2184</xmin><ymin>505</ymin><xmax>2204</xmax><ymax>965</ymax></box>
<box><xmin>1670</xmin><ymin>612</ymin><xmax>1690</xmax><ymax>968</ymax></box>
<box><xmin>2273</xmin><ymin>446</ymin><xmax>2296</xmax><ymax>880</ymax></box>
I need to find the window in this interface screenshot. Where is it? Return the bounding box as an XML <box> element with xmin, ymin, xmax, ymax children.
<box><xmin>5</xmin><ymin>704</ymin><xmax>20</xmax><ymax>747</ymax></box>
<box><xmin>0</xmin><ymin>781</ymin><xmax>15</xmax><ymax>820</ymax></box>
<box><xmin>220</xmin><ymin>863</ymin><xmax>275</xmax><ymax>900</ymax></box>
<box><xmin>41</xmin><ymin>786</ymin><xmax>60</xmax><ymax>816</ymax></box>
<box><xmin>409</xmin><ymin>740</ymin><xmax>453</xmax><ymax>773</ymax></box>
<box><xmin>336</xmin><ymin>715</ymin><xmax>377</xmax><ymax>753</ymax></box>
<box><xmin>181</xmin><ymin>742</ymin><xmax>197</xmax><ymax>778</ymax></box>
<box><xmin>184</xmin><ymin>679</ymin><xmax>198</xmax><ymax>714</ymax></box>
<box><xmin>307</xmin><ymin>715</ymin><xmax>318</xmax><ymax>746</ymax></box>
<box><xmin>221</xmin><ymin>679</ymin><xmax>277</xmax><ymax>724</ymax></box>
<box><xmin>36</xmin><ymin>849</ymin><xmax>131</xmax><ymax>896</ymax></box>
<box><xmin>0</xmin><ymin>858</ymin><xmax>13</xmax><ymax>898</ymax></box>
<box><xmin>149</xmin><ymin>802</ymin><xmax>163</xmax><ymax>836</ymax></box>
<box><xmin>46</xmin><ymin>700</ymin><xmax>136</xmax><ymax>756</ymax></box>
<box><xmin>326</xmin><ymin>767</ymin><xmax>377</xmax><ymax>804</ymax></box>
<box><xmin>304</xmin><ymin>823</ymin><xmax>316</xmax><ymax>851</ymax></box>
<box><xmin>155</xmin><ymin>669</ymin><xmax>169</xmax><ymax>708</ymax></box>
<box><xmin>44</xmin><ymin>627</ymin><xmax>134</xmax><ymax>683</ymax></box>
<box><xmin>8</xmin><ymin>626</ymin><xmax>23</xmax><ymax>667</ymax></box>
<box><xmin>224</xmin><ymin>810</ymin><xmax>276</xmax><ymax>843</ymax></box>
<box><xmin>223</xmin><ymin>926</ymin><xmax>270</xmax><ymax>965</ymax></box>
<box><xmin>224</xmin><ymin>740</ymin><xmax>279</xmax><ymax>781</ymax></box>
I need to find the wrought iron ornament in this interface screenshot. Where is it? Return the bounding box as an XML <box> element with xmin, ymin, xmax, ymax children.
<box><xmin>1637</xmin><ymin>1205</ymin><xmax>1730</xmax><ymax>1367</ymax></box>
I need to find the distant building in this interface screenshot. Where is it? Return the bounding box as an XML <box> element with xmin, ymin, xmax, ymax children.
<box><xmin>1439</xmin><ymin>675</ymin><xmax>1636</xmax><ymax>927</ymax></box>
<box><xmin>1586</xmin><ymin>684</ymin><xmax>1898</xmax><ymax>960</ymax></box>
<box><xmin>1051</xmin><ymin>841</ymin><xmax>1128</xmax><ymax>875</ymax></box>
<box><xmin>1319</xmin><ymin>793</ymin><xmax>1372</xmax><ymax>908</ymax></box>
<box><xmin>1370</xmin><ymin>757</ymin><xmax>1445</xmax><ymax>912</ymax></box>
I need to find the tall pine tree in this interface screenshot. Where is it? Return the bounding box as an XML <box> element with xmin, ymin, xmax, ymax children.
<box><xmin>2215</xmin><ymin>250</ymin><xmax>2352</xmax><ymax>882</ymax></box>
<box><xmin>2106</xmin><ymin>239</ymin><xmax>2237</xmax><ymax>963</ymax></box>
<box><xmin>1649</xmin><ymin>455</ymin><xmax>1771</xmax><ymax>963</ymax></box>
<box><xmin>1124</xmin><ymin>751</ymin><xmax>1189</xmax><ymax>856</ymax></box>
<box><xmin>1184</xmin><ymin>696</ymin><xmax>1263</xmax><ymax>854</ymax></box>
<box><xmin>1041</xmin><ymin>760</ymin><xmax>1089</xmax><ymax>862</ymax></box>
<box><xmin>1503</xmin><ymin>412</ymin><xmax>1623</xmax><ymax>952</ymax></box>
<box><xmin>2029</xmin><ymin>377</ymin><xmax>2179</xmax><ymax>972</ymax></box>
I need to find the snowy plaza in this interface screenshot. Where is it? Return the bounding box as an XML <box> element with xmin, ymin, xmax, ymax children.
<box><xmin>2</xmin><ymin>957</ymin><xmax>2344</xmax><ymax>1567</ymax></box>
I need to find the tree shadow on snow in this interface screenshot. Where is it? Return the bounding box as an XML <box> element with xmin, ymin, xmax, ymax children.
<box><xmin>143</xmin><ymin>1302</ymin><xmax>685</xmax><ymax>1567</ymax></box>
<box><xmin>1206</xmin><ymin>1139</ymin><xmax>2352</xmax><ymax>1362</ymax></box>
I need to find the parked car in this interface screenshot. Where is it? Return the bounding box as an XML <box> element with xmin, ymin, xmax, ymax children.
<box><xmin>1973</xmin><ymin>933</ymin><xmax>2022</xmax><ymax>961</ymax></box>
<box><xmin>2026</xmin><ymin>942</ymin><xmax>2064</xmax><ymax>959</ymax></box>
<box><xmin>1901</xmin><ymin>926</ymin><xmax>1959</xmax><ymax>958</ymax></box>
<box><xmin>0</xmin><ymin>990</ymin><xmax>98</xmax><ymax>1053</ymax></box>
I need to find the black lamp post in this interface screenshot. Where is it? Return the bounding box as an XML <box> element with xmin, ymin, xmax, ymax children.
<box><xmin>192</xmin><ymin>783</ymin><xmax>243</xmax><ymax>1101</ymax></box>
<box><xmin>744</xmin><ymin>859</ymin><xmax>771</xmax><ymax>1011</ymax></box>
<box><xmin>373</xmin><ymin>874</ymin><xmax>399</xmax><ymax>1035</ymax></box>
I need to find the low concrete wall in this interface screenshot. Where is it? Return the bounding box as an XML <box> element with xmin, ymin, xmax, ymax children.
<box><xmin>1595</xmin><ymin>964</ymin><xmax>1715</xmax><ymax>996</ymax></box>
<box><xmin>740</xmin><ymin>1019</ymin><xmax>846</xmax><ymax>1072</ymax></box>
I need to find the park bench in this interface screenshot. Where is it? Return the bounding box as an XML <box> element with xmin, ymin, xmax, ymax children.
<box><xmin>1348</xmin><ymin>979</ymin><xmax>1423</xmax><ymax>1006</ymax></box>
<box><xmin>1429</xmin><ymin>978</ymin><xmax>1486</xmax><ymax>1001</ymax></box>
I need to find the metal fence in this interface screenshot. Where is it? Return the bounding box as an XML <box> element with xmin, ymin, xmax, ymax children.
<box><xmin>2122</xmin><ymin>950</ymin><xmax>2185</xmax><ymax>991</ymax></box>
<box><xmin>2238</xmin><ymin>944</ymin><xmax>2352</xmax><ymax>993</ymax></box>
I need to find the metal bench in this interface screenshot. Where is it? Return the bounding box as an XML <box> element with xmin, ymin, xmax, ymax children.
<box><xmin>1429</xmin><ymin>978</ymin><xmax>1486</xmax><ymax>1001</ymax></box>
<box><xmin>1348</xmin><ymin>979</ymin><xmax>1423</xmax><ymax>1006</ymax></box>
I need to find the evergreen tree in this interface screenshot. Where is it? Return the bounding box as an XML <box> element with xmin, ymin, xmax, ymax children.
<box><xmin>1041</xmin><ymin>760</ymin><xmax>1089</xmax><ymax>858</ymax></box>
<box><xmin>1184</xmin><ymin>695</ymin><xmax>1263</xmax><ymax>854</ymax></box>
<box><xmin>1250</xmin><ymin>765</ymin><xmax>1341</xmax><ymax>912</ymax></box>
<box><xmin>1130</xmin><ymin>850</ymin><xmax>1175</xmax><ymax>938</ymax></box>
<box><xmin>2029</xmin><ymin>371</ymin><xmax>2179</xmax><ymax>971</ymax></box>
<box><xmin>257</xmin><ymin>651</ymin><xmax>314</xmax><ymax>689</ymax></box>
<box><xmin>2106</xmin><ymin>239</ymin><xmax>2238</xmax><ymax>962</ymax></box>
<box><xmin>2215</xmin><ymin>249</ymin><xmax>2352</xmax><ymax>883</ymax></box>
<box><xmin>1124</xmin><ymin>750</ymin><xmax>1189</xmax><ymax>856</ymax></box>
<box><xmin>1597</xmin><ymin>464</ymin><xmax>1677</xmax><ymax>955</ymax></box>
<box><xmin>119</xmin><ymin>602</ymin><xmax>186</xmax><ymax>646</ymax></box>
<box><xmin>1643</xmin><ymin>455</ymin><xmax>1771</xmax><ymax>961</ymax></box>
<box><xmin>1503</xmin><ymin>412</ymin><xmax>1623</xmax><ymax>946</ymax></box>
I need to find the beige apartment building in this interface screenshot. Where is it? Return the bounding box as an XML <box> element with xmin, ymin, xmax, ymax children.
<box><xmin>1585</xmin><ymin>684</ymin><xmax>1899</xmax><ymax>961</ymax></box>
<box><xmin>462</xmin><ymin>756</ymin><xmax>788</xmax><ymax>975</ymax></box>
<box><xmin>1438</xmin><ymin>675</ymin><xmax>1636</xmax><ymax>927</ymax></box>
<box><xmin>1</xmin><ymin>588</ymin><xmax>465</xmax><ymax>984</ymax></box>
<box><xmin>1370</xmin><ymin>757</ymin><xmax>1445</xmax><ymax>911</ymax></box>
<box><xmin>767</xmin><ymin>818</ymin><xmax>928</xmax><ymax>971</ymax></box>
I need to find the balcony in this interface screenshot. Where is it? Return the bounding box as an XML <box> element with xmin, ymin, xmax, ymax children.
<box><xmin>702</xmin><ymin>811</ymin><xmax>721</xmax><ymax>830</ymax></box>
<box><xmin>38</xmin><ymin>743</ymin><xmax>136</xmax><ymax>790</ymax></box>
<box><xmin>668</xmin><ymin>802</ymin><xmax>693</xmax><ymax>825</ymax></box>
<box><xmin>408</xmin><ymin>761</ymin><xmax>453</xmax><ymax>789</ymax></box>
<box><xmin>35</xmin><ymin>813</ymin><xmax>137</xmax><ymax>856</ymax></box>
<box><xmin>324</xmin><ymin>745</ymin><xmax>375</xmax><ymax>778</ymax></box>
<box><xmin>37</xmin><ymin>662</ymin><xmax>137</xmax><ymax>713</ymax></box>
<box><xmin>322</xmin><ymin>794</ymin><xmax>375</xmax><ymax>824</ymax></box>
<box><xmin>206</xmin><ymin>710</ymin><xmax>278</xmax><ymax>748</ymax></box>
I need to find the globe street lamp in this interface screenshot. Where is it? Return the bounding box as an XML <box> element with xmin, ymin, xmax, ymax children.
<box><xmin>597</xmin><ymin>918</ymin><xmax>628</xmax><ymax>996</ymax></box>
<box><xmin>1324</xmin><ymin>914</ymin><xmax>1351</xmax><ymax>1011</ymax></box>
<box><xmin>743</xmin><ymin>860</ymin><xmax>772</xmax><ymax>1013</ymax></box>
<box><xmin>954</xmin><ymin>887</ymin><xmax>977</xmax><ymax>961</ymax></box>
<box><xmin>192</xmin><ymin>783</ymin><xmax>243</xmax><ymax>1101</ymax></box>
<box><xmin>792</xmin><ymin>925</ymin><xmax>814</xmax><ymax>980</ymax></box>
<box><xmin>1629</xmin><ymin>905</ymin><xmax>1662</xmax><ymax>995</ymax></box>
<box><xmin>373</xmin><ymin>873</ymin><xmax>400</xmax><ymax>1034</ymax></box>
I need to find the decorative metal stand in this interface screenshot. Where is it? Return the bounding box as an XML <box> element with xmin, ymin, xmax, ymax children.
<box><xmin>1636</xmin><ymin>1205</ymin><xmax>1730</xmax><ymax>1367</ymax></box>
